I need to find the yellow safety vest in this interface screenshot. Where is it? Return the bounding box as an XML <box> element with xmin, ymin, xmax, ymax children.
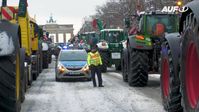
<box><xmin>87</xmin><ymin>51</ymin><xmax>102</xmax><ymax>66</ymax></box>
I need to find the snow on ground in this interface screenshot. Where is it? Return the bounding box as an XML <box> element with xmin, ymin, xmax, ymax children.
<box><xmin>21</xmin><ymin>62</ymin><xmax>165</xmax><ymax>112</ymax></box>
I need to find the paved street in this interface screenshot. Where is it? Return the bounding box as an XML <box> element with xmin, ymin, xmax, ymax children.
<box><xmin>21</xmin><ymin>61</ymin><xmax>165</xmax><ymax>112</ymax></box>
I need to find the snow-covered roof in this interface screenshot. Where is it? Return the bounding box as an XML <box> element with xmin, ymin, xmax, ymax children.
<box><xmin>101</xmin><ymin>29</ymin><xmax>123</xmax><ymax>32</ymax></box>
<box><xmin>84</xmin><ymin>31</ymin><xmax>96</xmax><ymax>34</ymax></box>
<box><xmin>139</xmin><ymin>10</ymin><xmax>175</xmax><ymax>15</ymax></box>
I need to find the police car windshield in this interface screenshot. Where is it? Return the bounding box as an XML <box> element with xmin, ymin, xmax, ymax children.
<box><xmin>59</xmin><ymin>50</ymin><xmax>87</xmax><ymax>61</ymax></box>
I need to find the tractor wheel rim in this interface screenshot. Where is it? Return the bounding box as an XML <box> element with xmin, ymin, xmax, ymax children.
<box><xmin>186</xmin><ymin>42</ymin><xmax>199</xmax><ymax>109</ymax></box>
<box><xmin>163</xmin><ymin>58</ymin><xmax>169</xmax><ymax>97</ymax></box>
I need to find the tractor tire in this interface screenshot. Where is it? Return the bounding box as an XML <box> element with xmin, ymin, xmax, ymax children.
<box><xmin>27</xmin><ymin>65</ymin><xmax>33</xmax><ymax>86</ymax></box>
<box><xmin>37</xmin><ymin>55</ymin><xmax>40</xmax><ymax>77</ymax></box>
<box><xmin>39</xmin><ymin>55</ymin><xmax>43</xmax><ymax>73</ymax></box>
<box><xmin>32</xmin><ymin>73</ymin><xmax>37</xmax><ymax>81</ymax></box>
<box><xmin>48</xmin><ymin>51</ymin><xmax>52</xmax><ymax>64</ymax></box>
<box><xmin>39</xmin><ymin>56</ymin><xmax>43</xmax><ymax>73</ymax></box>
<box><xmin>20</xmin><ymin>48</ymin><xmax>26</xmax><ymax>103</ymax></box>
<box><xmin>121</xmin><ymin>49</ymin><xmax>128</xmax><ymax>82</ymax></box>
<box><xmin>37</xmin><ymin>54</ymin><xmax>41</xmax><ymax>74</ymax></box>
<box><xmin>100</xmin><ymin>64</ymin><xmax>107</xmax><ymax>73</ymax></box>
<box><xmin>128</xmin><ymin>49</ymin><xmax>148</xmax><ymax>87</ymax></box>
<box><xmin>0</xmin><ymin>35</ymin><xmax>21</xmax><ymax>111</ymax></box>
<box><xmin>86</xmin><ymin>78</ymin><xmax>92</xmax><ymax>81</ymax></box>
<box><xmin>32</xmin><ymin>56</ymin><xmax>39</xmax><ymax>81</ymax></box>
<box><xmin>115</xmin><ymin>63</ymin><xmax>121</xmax><ymax>71</ymax></box>
<box><xmin>55</xmin><ymin>74</ymin><xmax>61</xmax><ymax>82</ymax></box>
<box><xmin>0</xmin><ymin>55</ymin><xmax>21</xmax><ymax>112</ymax></box>
<box><xmin>180</xmin><ymin>13</ymin><xmax>199</xmax><ymax>111</ymax></box>
<box><xmin>38</xmin><ymin>43</ymin><xmax>43</xmax><ymax>73</ymax></box>
<box><xmin>24</xmin><ymin>64</ymin><xmax>28</xmax><ymax>92</ymax></box>
<box><xmin>43</xmin><ymin>51</ymin><xmax>49</xmax><ymax>69</ymax></box>
<box><xmin>99</xmin><ymin>50</ymin><xmax>109</xmax><ymax>73</ymax></box>
<box><xmin>37</xmin><ymin>54</ymin><xmax>40</xmax><ymax>76</ymax></box>
<box><xmin>160</xmin><ymin>41</ymin><xmax>182</xmax><ymax>112</ymax></box>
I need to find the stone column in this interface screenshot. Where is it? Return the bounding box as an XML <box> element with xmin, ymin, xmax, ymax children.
<box><xmin>63</xmin><ymin>33</ymin><xmax>66</xmax><ymax>43</ymax></box>
<box><xmin>56</xmin><ymin>33</ymin><xmax>59</xmax><ymax>43</ymax></box>
<box><xmin>70</xmin><ymin>32</ymin><xmax>74</xmax><ymax>38</ymax></box>
<box><xmin>68</xmin><ymin>33</ymin><xmax>73</xmax><ymax>42</ymax></box>
<box><xmin>50</xmin><ymin>34</ymin><xmax>54</xmax><ymax>43</ymax></box>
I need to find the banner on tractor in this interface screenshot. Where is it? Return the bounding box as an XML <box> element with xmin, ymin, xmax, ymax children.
<box><xmin>0</xmin><ymin>31</ymin><xmax>15</xmax><ymax>56</ymax></box>
<box><xmin>161</xmin><ymin>6</ymin><xmax>188</xmax><ymax>13</ymax></box>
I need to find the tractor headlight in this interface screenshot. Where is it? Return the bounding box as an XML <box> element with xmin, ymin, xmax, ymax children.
<box><xmin>135</xmin><ymin>35</ymin><xmax>144</xmax><ymax>40</ymax></box>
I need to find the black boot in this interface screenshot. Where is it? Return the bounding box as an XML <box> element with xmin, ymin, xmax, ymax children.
<box><xmin>99</xmin><ymin>85</ymin><xmax>104</xmax><ymax>87</ymax></box>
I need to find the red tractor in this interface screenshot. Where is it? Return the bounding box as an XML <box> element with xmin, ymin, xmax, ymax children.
<box><xmin>160</xmin><ymin>0</ymin><xmax>199</xmax><ymax>111</ymax></box>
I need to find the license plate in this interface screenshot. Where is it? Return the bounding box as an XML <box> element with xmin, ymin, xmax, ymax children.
<box><xmin>68</xmin><ymin>72</ymin><xmax>79</xmax><ymax>75</ymax></box>
<box><xmin>111</xmin><ymin>53</ymin><xmax>121</xmax><ymax>59</ymax></box>
<box><xmin>115</xmin><ymin>43</ymin><xmax>119</xmax><ymax>47</ymax></box>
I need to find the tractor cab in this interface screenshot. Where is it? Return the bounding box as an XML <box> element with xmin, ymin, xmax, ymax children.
<box><xmin>138</xmin><ymin>11</ymin><xmax>179</xmax><ymax>35</ymax></box>
<box><xmin>99</xmin><ymin>29</ymin><xmax>126</xmax><ymax>51</ymax></box>
<box><xmin>127</xmin><ymin>12</ymin><xmax>179</xmax><ymax>50</ymax></box>
<box><xmin>143</xmin><ymin>14</ymin><xmax>178</xmax><ymax>36</ymax></box>
<box><xmin>100</xmin><ymin>29</ymin><xmax>125</xmax><ymax>43</ymax></box>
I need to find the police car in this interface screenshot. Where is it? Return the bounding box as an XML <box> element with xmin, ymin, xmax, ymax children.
<box><xmin>55</xmin><ymin>49</ymin><xmax>91</xmax><ymax>81</ymax></box>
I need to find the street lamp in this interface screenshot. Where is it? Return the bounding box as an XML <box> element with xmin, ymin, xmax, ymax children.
<box><xmin>176</xmin><ymin>1</ymin><xmax>183</xmax><ymax>6</ymax></box>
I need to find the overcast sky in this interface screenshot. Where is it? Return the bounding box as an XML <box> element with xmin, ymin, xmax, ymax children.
<box><xmin>6</xmin><ymin>0</ymin><xmax>107</xmax><ymax>34</ymax></box>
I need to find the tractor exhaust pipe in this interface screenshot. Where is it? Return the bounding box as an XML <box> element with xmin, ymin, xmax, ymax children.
<box><xmin>2</xmin><ymin>0</ymin><xmax>7</xmax><ymax>7</ymax></box>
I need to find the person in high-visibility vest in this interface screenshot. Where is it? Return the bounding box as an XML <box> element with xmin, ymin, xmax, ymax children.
<box><xmin>87</xmin><ymin>45</ymin><xmax>104</xmax><ymax>87</ymax></box>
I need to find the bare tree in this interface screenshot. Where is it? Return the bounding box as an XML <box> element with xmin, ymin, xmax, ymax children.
<box><xmin>79</xmin><ymin>0</ymin><xmax>186</xmax><ymax>33</ymax></box>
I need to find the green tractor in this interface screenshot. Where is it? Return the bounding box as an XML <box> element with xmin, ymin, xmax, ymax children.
<box><xmin>121</xmin><ymin>12</ymin><xmax>179</xmax><ymax>86</ymax></box>
<box><xmin>97</xmin><ymin>29</ymin><xmax>127</xmax><ymax>72</ymax></box>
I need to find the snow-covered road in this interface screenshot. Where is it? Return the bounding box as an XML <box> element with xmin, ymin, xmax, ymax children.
<box><xmin>21</xmin><ymin>61</ymin><xmax>165</xmax><ymax>112</ymax></box>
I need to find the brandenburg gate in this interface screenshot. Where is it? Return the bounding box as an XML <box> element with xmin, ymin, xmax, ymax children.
<box><xmin>41</xmin><ymin>15</ymin><xmax>74</xmax><ymax>43</ymax></box>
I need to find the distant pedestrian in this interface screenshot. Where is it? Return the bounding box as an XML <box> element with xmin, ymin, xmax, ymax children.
<box><xmin>87</xmin><ymin>45</ymin><xmax>104</xmax><ymax>87</ymax></box>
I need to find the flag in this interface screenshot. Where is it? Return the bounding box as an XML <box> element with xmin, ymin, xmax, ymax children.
<box><xmin>92</xmin><ymin>19</ymin><xmax>97</xmax><ymax>29</ymax></box>
<box><xmin>92</xmin><ymin>18</ymin><xmax>103</xmax><ymax>31</ymax></box>
<box><xmin>96</xmin><ymin>19</ymin><xmax>103</xmax><ymax>31</ymax></box>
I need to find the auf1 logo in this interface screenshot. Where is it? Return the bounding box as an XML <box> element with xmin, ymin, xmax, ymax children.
<box><xmin>161</xmin><ymin>6</ymin><xmax>189</xmax><ymax>13</ymax></box>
